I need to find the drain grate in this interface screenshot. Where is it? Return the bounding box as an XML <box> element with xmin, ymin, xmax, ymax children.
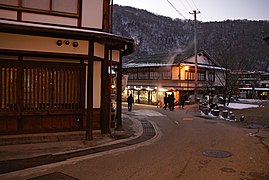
<box><xmin>202</xmin><ymin>150</ymin><xmax>232</xmax><ymax>158</ymax></box>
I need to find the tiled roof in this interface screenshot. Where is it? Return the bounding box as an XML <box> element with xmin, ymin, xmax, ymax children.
<box><xmin>124</xmin><ymin>50</ymin><xmax>222</xmax><ymax>68</ymax></box>
<box><xmin>130</xmin><ymin>50</ymin><xmax>194</xmax><ymax>64</ymax></box>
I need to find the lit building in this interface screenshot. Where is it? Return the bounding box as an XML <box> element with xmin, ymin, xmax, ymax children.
<box><xmin>122</xmin><ymin>50</ymin><xmax>225</xmax><ymax>106</ymax></box>
<box><xmin>235</xmin><ymin>70</ymin><xmax>269</xmax><ymax>99</ymax></box>
<box><xmin>0</xmin><ymin>0</ymin><xmax>134</xmax><ymax>137</ymax></box>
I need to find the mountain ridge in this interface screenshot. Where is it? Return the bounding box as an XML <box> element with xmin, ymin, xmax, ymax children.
<box><xmin>112</xmin><ymin>5</ymin><xmax>269</xmax><ymax>71</ymax></box>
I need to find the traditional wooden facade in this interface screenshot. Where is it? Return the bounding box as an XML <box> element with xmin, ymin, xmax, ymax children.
<box><xmin>0</xmin><ymin>0</ymin><xmax>134</xmax><ymax>137</ymax></box>
<box><xmin>122</xmin><ymin>50</ymin><xmax>225</xmax><ymax>105</ymax></box>
<box><xmin>235</xmin><ymin>70</ymin><xmax>269</xmax><ymax>99</ymax></box>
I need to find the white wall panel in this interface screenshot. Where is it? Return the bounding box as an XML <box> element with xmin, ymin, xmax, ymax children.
<box><xmin>93</xmin><ymin>61</ymin><xmax>101</xmax><ymax>108</ymax></box>
<box><xmin>94</xmin><ymin>42</ymin><xmax>104</xmax><ymax>58</ymax></box>
<box><xmin>0</xmin><ymin>9</ymin><xmax>17</xmax><ymax>20</ymax></box>
<box><xmin>82</xmin><ymin>0</ymin><xmax>103</xmax><ymax>29</ymax></box>
<box><xmin>22</xmin><ymin>12</ymin><xmax>77</xmax><ymax>26</ymax></box>
<box><xmin>110</xmin><ymin>50</ymin><xmax>120</xmax><ymax>62</ymax></box>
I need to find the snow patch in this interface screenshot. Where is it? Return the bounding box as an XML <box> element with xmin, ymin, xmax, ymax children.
<box><xmin>225</xmin><ymin>103</ymin><xmax>259</xmax><ymax>109</ymax></box>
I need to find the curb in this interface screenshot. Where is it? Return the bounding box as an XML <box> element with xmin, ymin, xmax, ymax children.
<box><xmin>0</xmin><ymin>117</ymin><xmax>158</xmax><ymax>175</ymax></box>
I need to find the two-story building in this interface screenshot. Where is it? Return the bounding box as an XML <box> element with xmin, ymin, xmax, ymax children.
<box><xmin>0</xmin><ymin>0</ymin><xmax>134</xmax><ymax>138</ymax></box>
<box><xmin>122</xmin><ymin>50</ymin><xmax>225</xmax><ymax>106</ymax></box>
<box><xmin>235</xmin><ymin>70</ymin><xmax>269</xmax><ymax>99</ymax></box>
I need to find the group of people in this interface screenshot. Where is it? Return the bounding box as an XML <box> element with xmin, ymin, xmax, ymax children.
<box><xmin>128</xmin><ymin>92</ymin><xmax>188</xmax><ymax>112</ymax></box>
<box><xmin>163</xmin><ymin>92</ymin><xmax>176</xmax><ymax>111</ymax></box>
<box><xmin>163</xmin><ymin>92</ymin><xmax>187</xmax><ymax>110</ymax></box>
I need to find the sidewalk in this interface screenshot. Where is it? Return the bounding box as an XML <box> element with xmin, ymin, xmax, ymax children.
<box><xmin>0</xmin><ymin>115</ymin><xmax>140</xmax><ymax>161</ymax></box>
<box><xmin>0</xmin><ymin>113</ymin><xmax>156</xmax><ymax>174</ymax></box>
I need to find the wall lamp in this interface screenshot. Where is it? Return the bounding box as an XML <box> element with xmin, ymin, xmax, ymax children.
<box><xmin>73</xmin><ymin>41</ymin><xmax>79</xmax><ymax>48</ymax></box>
<box><xmin>56</xmin><ymin>40</ymin><xmax>63</xmax><ymax>46</ymax></box>
<box><xmin>57</xmin><ymin>40</ymin><xmax>79</xmax><ymax>48</ymax></box>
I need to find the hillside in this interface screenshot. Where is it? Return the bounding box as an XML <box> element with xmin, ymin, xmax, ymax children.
<box><xmin>113</xmin><ymin>5</ymin><xmax>269</xmax><ymax>71</ymax></box>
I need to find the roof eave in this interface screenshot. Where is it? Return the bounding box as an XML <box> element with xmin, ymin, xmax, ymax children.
<box><xmin>0</xmin><ymin>19</ymin><xmax>135</xmax><ymax>56</ymax></box>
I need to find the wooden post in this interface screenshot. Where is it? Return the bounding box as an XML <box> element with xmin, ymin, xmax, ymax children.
<box><xmin>100</xmin><ymin>45</ymin><xmax>110</xmax><ymax>134</ymax></box>
<box><xmin>80</xmin><ymin>59</ymin><xmax>85</xmax><ymax>129</ymax></box>
<box><xmin>17</xmin><ymin>56</ymin><xmax>23</xmax><ymax>131</ymax></box>
<box><xmin>116</xmin><ymin>51</ymin><xmax>123</xmax><ymax>129</ymax></box>
<box><xmin>86</xmin><ymin>40</ymin><xmax>94</xmax><ymax>140</ymax></box>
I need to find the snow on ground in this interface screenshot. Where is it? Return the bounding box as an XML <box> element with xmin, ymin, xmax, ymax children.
<box><xmin>223</xmin><ymin>103</ymin><xmax>259</xmax><ymax>109</ymax></box>
<box><xmin>219</xmin><ymin>99</ymin><xmax>269</xmax><ymax>109</ymax></box>
<box><xmin>238</xmin><ymin>99</ymin><xmax>268</xmax><ymax>104</ymax></box>
<box><xmin>218</xmin><ymin>99</ymin><xmax>268</xmax><ymax>109</ymax></box>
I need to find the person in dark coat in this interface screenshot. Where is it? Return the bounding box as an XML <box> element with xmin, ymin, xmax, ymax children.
<box><xmin>163</xmin><ymin>93</ymin><xmax>168</xmax><ymax>110</ymax></box>
<box><xmin>180</xmin><ymin>94</ymin><xmax>186</xmax><ymax>109</ymax></box>
<box><xmin>127</xmin><ymin>94</ymin><xmax>134</xmax><ymax>112</ymax></box>
<box><xmin>169</xmin><ymin>92</ymin><xmax>175</xmax><ymax>111</ymax></box>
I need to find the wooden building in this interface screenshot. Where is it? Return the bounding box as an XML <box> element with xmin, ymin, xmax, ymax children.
<box><xmin>235</xmin><ymin>70</ymin><xmax>269</xmax><ymax>99</ymax></box>
<box><xmin>0</xmin><ymin>0</ymin><xmax>134</xmax><ymax>138</ymax></box>
<box><xmin>122</xmin><ymin>50</ymin><xmax>225</xmax><ymax>106</ymax></box>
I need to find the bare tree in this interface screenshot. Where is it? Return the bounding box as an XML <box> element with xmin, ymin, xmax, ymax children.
<box><xmin>213</xmin><ymin>46</ymin><xmax>253</xmax><ymax>106</ymax></box>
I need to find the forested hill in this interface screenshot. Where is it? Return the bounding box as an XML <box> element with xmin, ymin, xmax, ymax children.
<box><xmin>112</xmin><ymin>5</ymin><xmax>269</xmax><ymax>71</ymax></box>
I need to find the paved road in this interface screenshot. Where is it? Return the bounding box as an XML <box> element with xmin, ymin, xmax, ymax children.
<box><xmin>2</xmin><ymin>105</ymin><xmax>269</xmax><ymax>180</ymax></box>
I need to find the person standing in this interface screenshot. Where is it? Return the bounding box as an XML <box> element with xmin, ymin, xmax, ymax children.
<box><xmin>180</xmin><ymin>94</ymin><xmax>186</xmax><ymax>109</ymax></box>
<box><xmin>169</xmin><ymin>92</ymin><xmax>175</xmax><ymax>111</ymax></box>
<box><xmin>127</xmin><ymin>94</ymin><xmax>134</xmax><ymax>112</ymax></box>
<box><xmin>163</xmin><ymin>93</ymin><xmax>168</xmax><ymax>110</ymax></box>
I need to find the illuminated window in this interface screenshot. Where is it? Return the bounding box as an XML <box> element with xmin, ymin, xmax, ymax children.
<box><xmin>185</xmin><ymin>71</ymin><xmax>195</xmax><ymax>80</ymax></box>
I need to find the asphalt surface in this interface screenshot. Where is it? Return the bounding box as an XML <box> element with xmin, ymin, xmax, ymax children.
<box><xmin>0</xmin><ymin>104</ymin><xmax>268</xmax><ymax>180</ymax></box>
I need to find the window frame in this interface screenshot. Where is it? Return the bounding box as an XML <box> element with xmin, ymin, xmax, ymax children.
<box><xmin>208</xmin><ymin>72</ymin><xmax>215</xmax><ymax>82</ymax></box>
<box><xmin>185</xmin><ymin>71</ymin><xmax>195</xmax><ymax>81</ymax></box>
<box><xmin>0</xmin><ymin>0</ymin><xmax>80</xmax><ymax>18</ymax></box>
<box><xmin>198</xmin><ymin>71</ymin><xmax>206</xmax><ymax>81</ymax></box>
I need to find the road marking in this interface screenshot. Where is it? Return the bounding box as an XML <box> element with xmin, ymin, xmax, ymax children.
<box><xmin>132</xmin><ymin>110</ymin><xmax>165</xmax><ymax>117</ymax></box>
<box><xmin>182</xmin><ymin>117</ymin><xmax>193</xmax><ymax>121</ymax></box>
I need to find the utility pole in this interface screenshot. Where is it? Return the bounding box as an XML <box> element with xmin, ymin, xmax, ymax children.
<box><xmin>189</xmin><ymin>10</ymin><xmax>200</xmax><ymax>102</ymax></box>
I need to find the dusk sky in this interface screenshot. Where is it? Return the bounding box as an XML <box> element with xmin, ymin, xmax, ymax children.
<box><xmin>113</xmin><ymin>0</ymin><xmax>269</xmax><ymax>22</ymax></box>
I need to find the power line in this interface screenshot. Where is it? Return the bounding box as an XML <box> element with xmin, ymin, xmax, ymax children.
<box><xmin>184</xmin><ymin>0</ymin><xmax>194</xmax><ymax>11</ymax></box>
<box><xmin>190</xmin><ymin>0</ymin><xmax>198</xmax><ymax>10</ymax></box>
<box><xmin>178</xmin><ymin>0</ymin><xmax>190</xmax><ymax>14</ymax></box>
<box><xmin>166</xmin><ymin>0</ymin><xmax>186</xmax><ymax>19</ymax></box>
